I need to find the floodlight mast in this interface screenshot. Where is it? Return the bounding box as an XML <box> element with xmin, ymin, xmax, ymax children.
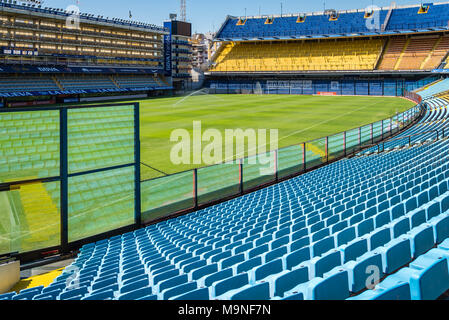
<box><xmin>180</xmin><ymin>0</ymin><xmax>186</xmax><ymax>21</ymax></box>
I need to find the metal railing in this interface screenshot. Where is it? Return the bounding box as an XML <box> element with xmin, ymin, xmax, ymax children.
<box><xmin>373</xmin><ymin>128</ymin><xmax>448</xmax><ymax>153</ymax></box>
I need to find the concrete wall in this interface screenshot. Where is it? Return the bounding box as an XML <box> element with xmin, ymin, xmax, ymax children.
<box><xmin>0</xmin><ymin>260</ymin><xmax>20</xmax><ymax>294</ymax></box>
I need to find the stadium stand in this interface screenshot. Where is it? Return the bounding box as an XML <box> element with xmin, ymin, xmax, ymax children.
<box><xmin>211</xmin><ymin>39</ymin><xmax>384</xmax><ymax>72</ymax></box>
<box><xmin>377</xmin><ymin>37</ymin><xmax>408</xmax><ymax>70</ymax></box>
<box><xmin>210</xmin><ymin>3</ymin><xmax>449</xmax><ymax>76</ymax></box>
<box><xmin>417</xmin><ymin>78</ymin><xmax>449</xmax><ymax>99</ymax></box>
<box><xmin>115</xmin><ymin>75</ymin><xmax>163</xmax><ymax>89</ymax></box>
<box><xmin>56</xmin><ymin>76</ymin><xmax>118</xmax><ymax>91</ymax></box>
<box><xmin>422</xmin><ymin>35</ymin><xmax>449</xmax><ymax>70</ymax></box>
<box><xmin>215</xmin><ymin>3</ymin><xmax>449</xmax><ymax>41</ymax></box>
<box><xmin>0</xmin><ymin>75</ymin><xmax>60</xmax><ymax>93</ymax></box>
<box><xmin>0</xmin><ymin>0</ymin><xmax>179</xmax><ymax>103</ymax></box>
<box><xmin>211</xmin><ymin>35</ymin><xmax>449</xmax><ymax>73</ymax></box>
<box><xmin>0</xmin><ymin>79</ymin><xmax>448</xmax><ymax>300</ymax></box>
<box><xmin>396</xmin><ymin>37</ymin><xmax>439</xmax><ymax>70</ymax></box>
<box><xmin>0</xmin><ymin>74</ymin><xmax>171</xmax><ymax>96</ymax></box>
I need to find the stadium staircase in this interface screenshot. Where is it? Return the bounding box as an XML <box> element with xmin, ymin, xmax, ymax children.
<box><xmin>2</xmin><ymin>81</ymin><xmax>449</xmax><ymax>300</ymax></box>
<box><xmin>393</xmin><ymin>38</ymin><xmax>410</xmax><ymax>70</ymax></box>
<box><xmin>52</xmin><ymin>76</ymin><xmax>64</xmax><ymax>91</ymax></box>
<box><xmin>109</xmin><ymin>76</ymin><xmax>120</xmax><ymax>89</ymax></box>
<box><xmin>381</xmin><ymin>2</ymin><xmax>395</xmax><ymax>32</ymax></box>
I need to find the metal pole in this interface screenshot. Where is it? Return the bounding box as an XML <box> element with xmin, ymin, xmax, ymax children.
<box><xmin>274</xmin><ymin>150</ymin><xmax>278</xmax><ymax>182</ymax></box>
<box><xmin>343</xmin><ymin>131</ymin><xmax>347</xmax><ymax>157</ymax></box>
<box><xmin>325</xmin><ymin>136</ymin><xmax>329</xmax><ymax>163</ymax></box>
<box><xmin>193</xmin><ymin>168</ymin><xmax>198</xmax><ymax>209</ymax></box>
<box><xmin>134</xmin><ymin>103</ymin><xmax>141</xmax><ymax>227</ymax></box>
<box><xmin>60</xmin><ymin>108</ymin><xmax>68</xmax><ymax>253</ymax></box>
<box><xmin>239</xmin><ymin>158</ymin><xmax>243</xmax><ymax>195</ymax></box>
<box><xmin>390</xmin><ymin>118</ymin><xmax>393</xmax><ymax>137</ymax></box>
<box><xmin>381</xmin><ymin>120</ymin><xmax>384</xmax><ymax>140</ymax></box>
<box><xmin>303</xmin><ymin>143</ymin><xmax>306</xmax><ymax>171</ymax></box>
<box><xmin>358</xmin><ymin>127</ymin><xmax>361</xmax><ymax>150</ymax></box>
<box><xmin>402</xmin><ymin>112</ymin><xmax>404</xmax><ymax>128</ymax></box>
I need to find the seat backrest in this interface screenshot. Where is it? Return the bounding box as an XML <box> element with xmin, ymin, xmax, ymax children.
<box><xmin>213</xmin><ymin>273</ymin><xmax>249</xmax><ymax>297</ymax></box>
<box><xmin>255</xmin><ymin>258</ymin><xmax>284</xmax><ymax>281</ymax></box>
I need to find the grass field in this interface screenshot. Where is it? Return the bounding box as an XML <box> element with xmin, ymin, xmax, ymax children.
<box><xmin>139</xmin><ymin>94</ymin><xmax>415</xmax><ymax>180</ymax></box>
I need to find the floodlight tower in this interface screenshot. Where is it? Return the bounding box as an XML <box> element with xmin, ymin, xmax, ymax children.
<box><xmin>180</xmin><ymin>0</ymin><xmax>186</xmax><ymax>21</ymax></box>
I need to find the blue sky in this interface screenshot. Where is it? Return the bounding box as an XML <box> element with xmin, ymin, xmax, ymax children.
<box><xmin>44</xmin><ymin>0</ymin><xmax>425</xmax><ymax>34</ymax></box>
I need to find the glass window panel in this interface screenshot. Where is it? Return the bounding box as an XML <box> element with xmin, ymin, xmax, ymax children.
<box><xmin>373</xmin><ymin>121</ymin><xmax>383</xmax><ymax>143</ymax></box>
<box><xmin>328</xmin><ymin>132</ymin><xmax>344</xmax><ymax>160</ymax></box>
<box><xmin>392</xmin><ymin>114</ymin><xmax>401</xmax><ymax>134</ymax></box>
<box><xmin>0</xmin><ymin>181</ymin><xmax>60</xmax><ymax>255</ymax></box>
<box><xmin>68</xmin><ymin>166</ymin><xmax>135</xmax><ymax>242</ymax></box>
<box><xmin>277</xmin><ymin>145</ymin><xmax>303</xmax><ymax>179</ymax></box>
<box><xmin>198</xmin><ymin>162</ymin><xmax>240</xmax><ymax>206</ymax></box>
<box><xmin>383</xmin><ymin>119</ymin><xmax>392</xmax><ymax>138</ymax></box>
<box><xmin>346</xmin><ymin>128</ymin><xmax>360</xmax><ymax>155</ymax></box>
<box><xmin>305</xmin><ymin>137</ymin><xmax>326</xmax><ymax>169</ymax></box>
<box><xmin>68</xmin><ymin>106</ymin><xmax>134</xmax><ymax>174</ymax></box>
<box><xmin>0</xmin><ymin>110</ymin><xmax>59</xmax><ymax>183</ymax></box>
<box><xmin>360</xmin><ymin>125</ymin><xmax>372</xmax><ymax>146</ymax></box>
<box><xmin>243</xmin><ymin>152</ymin><xmax>276</xmax><ymax>192</ymax></box>
<box><xmin>141</xmin><ymin>171</ymin><xmax>194</xmax><ymax>223</ymax></box>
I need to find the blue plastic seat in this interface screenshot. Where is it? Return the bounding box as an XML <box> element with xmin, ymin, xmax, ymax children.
<box><xmin>59</xmin><ymin>286</ymin><xmax>89</xmax><ymax>300</ymax></box>
<box><xmin>387</xmin><ymin>253</ymin><xmax>449</xmax><ymax>300</ymax></box>
<box><xmin>344</xmin><ymin>250</ymin><xmax>384</xmax><ymax>293</ymax></box>
<box><xmin>226</xmin><ymin>282</ymin><xmax>270</xmax><ymax>300</ymax></box>
<box><xmin>284</xmin><ymin>247</ymin><xmax>311</xmax><ymax>270</ymax></box>
<box><xmin>160</xmin><ymin>281</ymin><xmax>197</xmax><ymax>300</ymax></box>
<box><xmin>285</xmin><ymin>268</ymin><xmax>349</xmax><ymax>300</ymax></box>
<box><xmin>348</xmin><ymin>282</ymin><xmax>411</xmax><ymax>300</ymax></box>
<box><xmin>407</xmin><ymin>224</ymin><xmax>435</xmax><ymax>258</ymax></box>
<box><xmin>212</xmin><ymin>273</ymin><xmax>249</xmax><ymax>298</ymax></box>
<box><xmin>429</xmin><ymin>215</ymin><xmax>449</xmax><ymax>244</ymax></box>
<box><xmin>82</xmin><ymin>289</ymin><xmax>115</xmax><ymax>300</ymax></box>
<box><xmin>250</xmin><ymin>258</ymin><xmax>283</xmax><ymax>283</ymax></box>
<box><xmin>409</xmin><ymin>209</ymin><xmax>426</xmax><ymax>228</ymax></box>
<box><xmin>170</xmin><ymin>287</ymin><xmax>210</xmax><ymax>300</ymax></box>
<box><xmin>234</xmin><ymin>256</ymin><xmax>262</xmax><ymax>274</ymax></box>
<box><xmin>369</xmin><ymin>227</ymin><xmax>391</xmax><ymax>250</ymax></box>
<box><xmin>312</xmin><ymin>236</ymin><xmax>335</xmax><ymax>257</ymax></box>
<box><xmin>199</xmin><ymin>268</ymin><xmax>234</xmax><ymax>288</ymax></box>
<box><xmin>289</xmin><ymin>236</ymin><xmax>310</xmax><ymax>251</ymax></box>
<box><xmin>263</xmin><ymin>246</ymin><xmax>287</xmax><ymax>263</ymax></box>
<box><xmin>304</xmin><ymin>249</ymin><xmax>342</xmax><ymax>278</ymax></box>
<box><xmin>270</xmin><ymin>266</ymin><xmax>309</xmax><ymax>298</ymax></box>
<box><xmin>189</xmin><ymin>263</ymin><xmax>218</xmax><ymax>281</ymax></box>
<box><xmin>336</xmin><ymin>227</ymin><xmax>356</xmax><ymax>246</ymax></box>
<box><xmin>341</xmin><ymin>238</ymin><xmax>368</xmax><ymax>263</ymax></box>
<box><xmin>379</xmin><ymin>237</ymin><xmax>412</xmax><ymax>274</ymax></box>
<box><xmin>121</xmin><ymin>278</ymin><xmax>150</xmax><ymax>295</ymax></box>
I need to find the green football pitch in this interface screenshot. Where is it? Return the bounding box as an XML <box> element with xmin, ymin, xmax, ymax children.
<box><xmin>139</xmin><ymin>94</ymin><xmax>415</xmax><ymax>180</ymax></box>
